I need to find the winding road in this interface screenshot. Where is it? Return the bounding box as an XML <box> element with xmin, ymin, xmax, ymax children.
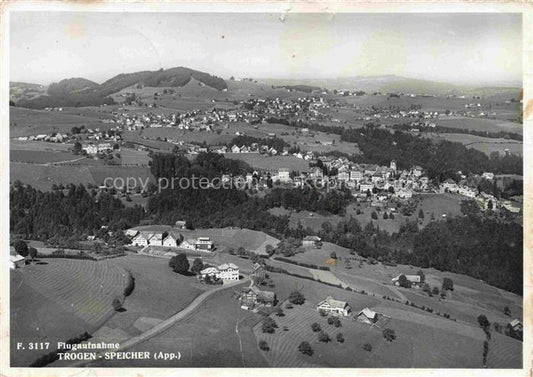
<box><xmin>67</xmin><ymin>275</ymin><xmax>250</xmax><ymax>367</ymax></box>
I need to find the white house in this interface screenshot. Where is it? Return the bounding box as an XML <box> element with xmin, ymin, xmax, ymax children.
<box><xmin>354</xmin><ymin>307</ymin><xmax>378</xmax><ymax>324</ymax></box>
<box><xmin>195</xmin><ymin>237</ymin><xmax>214</xmax><ymax>251</ymax></box>
<box><xmin>149</xmin><ymin>233</ymin><xmax>163</xmax><ymax>246</ymax></box>
<box><xmin>125</xmin><ymin>229</ymin><xmax>139</xmax><ymax>237</ymax></box>
<box><xmin>10</xmin><ymin>253</ymin><xmax>26</xmax><ymax>269</ymax></box>
<box><xmin>163</xmin><ymin>233</ymin><xmax>182</xmax><ymax>248</ymax></box>
<box><xmin>302</xmin><ymin>235</ymin><xmax>321</xmax><ymax>247</ymax></box>
<box><xmin>131</xmin><ymin>232</ymin><xmax>150</xmax><ymax>247</ymax></box>
<box><xmin>199</xmin><ymin>267</ymin><xmax>219</xmax><ymax>279</ymax></box>
<box><xmin>316</xmin><ymin>296</ymin><xmax>351</xmax><ymax>317</ymax></box>
<box><xmin>391</xmin><ymin>274</ymin><xmax>421</xmax><ymax>286</ymax></box>
<box><xmin>218</xmin><ymin>263</ymin><xmax>240</xmax><ymax>281</ymax></box>
<box><xmin>278</xmin><ymin>168</ymin><xmax>291</xmax><ymax>183</ymax></box>
<box><xmin>179</xmin><ymin>239</ymin><xmax>196</xmax><ymax>250</ymax></box>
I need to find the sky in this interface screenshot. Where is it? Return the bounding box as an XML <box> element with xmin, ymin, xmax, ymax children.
<box><xmin>10</xmin><ymin>12</ymin><xmax>522</xmax><ymax>86</ymax></box>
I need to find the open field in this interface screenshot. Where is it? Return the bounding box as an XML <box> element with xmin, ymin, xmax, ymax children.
<box><xmin>224</xmin><ymin>153</ymin><xmax>310</xmax><ymax>172</ymax></box>
<box><xmin>10</xmin><ymin>149</ymin><xmax>85</xmax><ymax>164</ymax></box>
<box><xmin>10</xmin><ymin>162</ymin><xmax>154</xmax><ymax>191</ymax></box>
<box><xmin>269</xmin><ymin>193</ymin><xmax>463</xmax><ymax>234</ymax></box>
<box><xmin>92</xmin><ymin>286</ymin><xmax>267</xmax><ymax>367</ymax></box>
<box><xmin>10</xmin><ymin>140</ymin><xmax>73</xmax><ymax>152</ymax></box>
<box><xmin>97</xmin><ymin>255</ymin><xmax>207</xmax><ymax>336</ymax></box>
<box><xmin>434</xmin><ymin>116</ymin><xmax>522</xmax><ymax>134</ymax></box>
<box><xmin>252</xmin><ymin>272</ymin><xmax>508</xmax><ymax>368</ymax></box>
<box><xmin>10</xmin><ymin>106</ymin><xmax>113</xmax><ymax>137</ymax></box>
<box><xmin>426</xmin><ymin>133</ymin><xmax>523</xmax><ymax>156</ymax></box>
<box><xmin>10</xmin><ymin>259</ymin><xmax>129</xmax><ymax>366</ymax></box>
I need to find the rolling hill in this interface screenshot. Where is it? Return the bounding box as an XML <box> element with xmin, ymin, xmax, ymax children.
<box><xmin>260</xmin><ymin>75</ymin><xmax>521</xmax><ymax>97</ymax></box>
<box><xmin>13</xmin><ymin>67</ymin><xmax>228</xmax><ymax>109</ymax></box>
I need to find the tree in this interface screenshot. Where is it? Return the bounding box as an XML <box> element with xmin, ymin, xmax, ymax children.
<box><xmin>112</xmin><ymin>297</ymin><xmax>123</xmax><ymax>311</ymax></box>
<box><xmin>383</xmin><ymin>328</ymin><xmax>396</xmax><ymax>342</ymax></box>
<box><xmin>265</xmin><ymin>244</ymin><xmax>275</xmax><ymax>256</ymax></box>
<box><xmin>289</xmin><ymin>290</ymin><xmax>305</xmax><ymax>305</ymax></box>
<box><xmin>14</xmin><ymin>240</ymin><xmax>29</xmax><ymax>257</ymax></box>
<box><xmin>318</xmin><ymin>331</ymin><xmax>330</xmax><ymax>342</ymax></box>
<box><xmin>383</xmin><ymin>212</ymin><xmax>389</xmax><ymax>220</ymax></box>
<box><xmin>417</xmin><ymin>269</ymin><xmax>425</xmax><ymax>284</ymax></box>
<box><xmin>336</xmin><ymin>333</ymin><xmax>344</xmax><ymax>343</ymax></box>
<box><xmin>477</xmin><ymin>314</ymin><xmax>490</xmax><ymax>330</ymax></box>
<box><xmin>190</xmin><ymin>258</ymin><xmax>204</xmax><ymax>275</ymax></box>
<box><xmin>298</xmin><ymin>341</ymin><xmax>313</xmax><ymax>356</ymax></box>
<box><xmin>432</xmin><ymin>286</ymin><xmax>440</xmax><ymax>295</ymax></box>
<box><xmin>73</xmin><ymin>141</ymin><xmax>82</xmax><ymax>155</ymax></box>
<box><xmin>258</xmin><ymin>340</ymin><xmax>269</xmax><ymax>351</ymax></box>
<box><xmin>330</xmin><ymin>251</ymin><xmax>337</xmax><ymax>259</ymax></box>
<box><xmin>185</xmin><ymin>219</ymin><xmax>194</xmax><ymax>230</ymax></box>
<box><xmin>398</xmin><ymin>274</ymin><xmax>411</xmax><ymax>288</ymax></box>
<box><xmin>482</xmin><ymin>340</ymin><xmax>489</xmax><ymax>366</ymax></box>
<box><xmin>28</xmin><ymin>247</ymin><xmax>38</xmax><ymax>262</ymax></box>
<box><xmin>262</xmin><ymin>317</ymin><xmax>278</xmax><ymax>334</ymax></box>
<box><xmin>363</xmin><ymin>343</ymin><xmax>372</xmax><ymax>352</ymax></box>
<box><xmin>275</xmin><ymin>308</ymin><xmax>285</xmax><ymax>317</ymax></box>
<box><xmin>422</xmin><ymin>283</ymin><xmax>430</xmax><ymax>292</ymax></box>
<box><xmin>311</xmin><ymin>323</ymin><xmax>321</xmax><ymax>332</ymax></box>
<box><xmin>169</xmin><ymin>254</ymin><xmax>190</xmax><ymax>274</ymax></box>
<box><xmin>418</xmin><ymin>209</ymin><xmax>425</xmax><ymax>219</ymax></box>
<box><xmin>504</xmin><ymin>306</ymin><xmax>511</xmax><ymax>317</ymax></box>
<box><xmin>442</xmin><ymin>277</ymin><xmax>454</xmax><ymax>291</ymax></box>
<box><xmin>371</xmin><ymin>211</ymin><xmax>378</xmax><ymax>220</ymax></box>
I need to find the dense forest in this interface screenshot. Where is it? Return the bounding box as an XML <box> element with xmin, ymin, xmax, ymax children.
<box><xmin>149</xmin><ymin>151</ymin><xmax>251</xmax><ymax>179</ymax></box>
<box><xmin>10</xmin><ymin>182</ymin><xmax>144</xmax><ymax>240</ymax></box>
<box><xmin>341</xmin><ymin>125</ymin><xmax>522</xmax><ymax>179</ymax></box>
<box><xmin>265</xmin><ymin>118</ymin><xmax>522</xmax><ymax>179</ymax></box>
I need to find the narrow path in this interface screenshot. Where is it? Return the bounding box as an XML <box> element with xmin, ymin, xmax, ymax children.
<box><xmin>67</xmin><ymin>275</ymin><xmax>250</xmax><ymax>367</ymax></box>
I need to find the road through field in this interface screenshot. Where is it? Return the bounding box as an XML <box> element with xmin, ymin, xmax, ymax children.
<box><xmin>67</xmin><ymin>275</ymin><xmax>250</xmax><ymax>367</ymax></box>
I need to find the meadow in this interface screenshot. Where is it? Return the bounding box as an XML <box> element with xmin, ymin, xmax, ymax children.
<box><xmin>10</xmin><ymin>259</ymin><xmax>129</xmax><ymax>366</ymax></box>
<box><xmin>426</xmin><ymin>133</ymin><xmax>522</xmax><ymax>156</ymax></box>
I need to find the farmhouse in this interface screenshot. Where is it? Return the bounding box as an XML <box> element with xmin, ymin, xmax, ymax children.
<box><xmin>180</xmin><ymin>239</ymin><xmax>196</xmax><ymax>250</ymax></box>
<box><xmin>199</xmin><ymin>267</ymin><xmax>219</xmax><ymax>279</ymax></box>
<box><xmin>9</xmin><ymin>253</ymin><xmax>26</xmax><ymax>269</ymax></box>
<box><xmin>354</xmin><ymin>307</ymin><xmax>378</xmax><ymax>324</ymax></box>
<box><xmin>278</xmin><ymin>168</ymin><xmax>291</xmax><ymax>183</ymax></box>
<box><xmin>316</xmin><ymin>296</ymin><xmax>351</xmax><ymax>317</ymax></box>
<box><xmin>131</xmin><ymin>232</ymin><xmax>150</xmax><ymax>247</ymax></box>
<box><xmin>252</xmin><ymin>262</ymin><xmax>266</xmax><ymax>280</ymax></box>
<box><xmin>148</xmin><ymin>233</ymin><xmax>163</xmax><ymax>246</ymax></box>
<box><xmin>391</xmin><ymin>274</ymin><xmax>421</xmax><ymax>286</ymax></box>
<box><xmin>195</xmin><ymin>237</ymin><xmax>214</xmax><ymax>251</ymax></box>
<box><xmin>175</xmin><ymin>220</ymin><xmax>187</xmax><ymax>229</ymax></box>
<box><xmin>163</xmin><ymin>232</ymin><xmax>183</xmax><ymax>247</ymax></box>
<box><xmin>239</xmin><ymin>285</ymin><xmax>277</xmax><ymax>309</ymax></box>
<box><xmin>125</xmin><ymin>229</ymin><xmax>139</xmax><ymax>237</ymax></box>
<box><xmin>218</xmin><ymin>263</ymin><xmax>240</xmax><ymax>281</ymax></box>
<box><xmin>302</xmin><ymin>235</ymin><xmax>322</xmax><ymax>247</ymax></box>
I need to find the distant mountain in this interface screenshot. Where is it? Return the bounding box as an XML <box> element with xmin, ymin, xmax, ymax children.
<box><xmin>10</xmin><ymin>82</ymin><xmax>47</xmax><ymax>104</ymax></box>
<box><xmin>47</xmin><ymin>77</ymin><xmax>99</xmax><ymax>97</ymax></box>
<box><xmin>259</xmin><ymin>75</ymin><xmax>521</xmax><ymax>96</ymax></box>
<box><xmin>14</xmin><ymin>67</ymin><xmax>228</xmax><ymax>109</ymax></box>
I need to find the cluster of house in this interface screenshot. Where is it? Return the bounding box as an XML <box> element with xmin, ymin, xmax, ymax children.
<box><xmin>16</xmin><ymin>126</ymin><xmax>122</xmax><ymax>148</ymax></box>
<box><xmin>270</xmin><ymin>160</ymin><xmax>427</xmax><ymax>201</ymax></box>
<box><xmin>439</xmin><ymin>172</ymin><xmax>521</xmax><ymax>213</ymax></box>
<box><xmin>238</xmin><ymin>262</ymin><xmax>277</xmax><ymax>310</ymax></box>
<box><xmin>199</xmin><ymin>263</ymin><xmax>240</xmax><ymax>282</ymax></box>
<box><xmin>316</xmin><ymin>296</ymin><xmax>387</xmax><ymax>325</ymax></box>
<box><xmin>127</xmin><ymin>229</ymin><xmax>214</xmax><ymax>252</ymax></box>
<box><xmin>17</xmin><ymin>133</ymin><xmax>69</xmax><ymax>143</ymax></box>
